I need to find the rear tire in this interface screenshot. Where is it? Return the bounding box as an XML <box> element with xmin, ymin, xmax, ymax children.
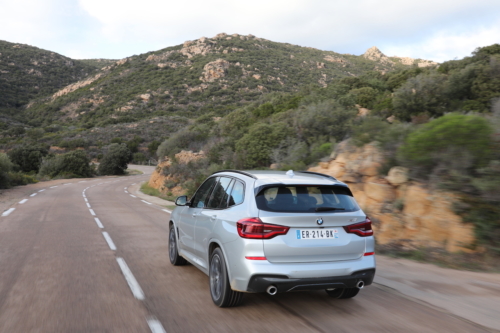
<box><xmin>325</xmin><ymin>287</ymin><xmax>360</xmax><ymax>299</ymax></box>
<box><xmin>169</xmin><ymin>224</ymin><xmax>187</xmax><ymax>266</ymax></box>
<box><xmin>209</xmin><ymin>248</ymin><xmax>244</xmax><ymax>307</ymax></box>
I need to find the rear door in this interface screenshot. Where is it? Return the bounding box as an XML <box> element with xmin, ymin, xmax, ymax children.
<box><xmin>257</xmin><ymin>185</ymin><xmax>367</xmax><ymax>263</ymax></box>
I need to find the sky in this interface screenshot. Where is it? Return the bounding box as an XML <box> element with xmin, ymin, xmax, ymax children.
<box><xmin>0</xmin><ymin>0</ymin><xmax>499</xmax><ymax>62</ymax></box>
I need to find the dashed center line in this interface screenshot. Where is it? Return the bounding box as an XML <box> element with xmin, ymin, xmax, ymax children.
<box><xmin>38</xmin><ymin>189</ymin><xmax>45</xmax><ymax>192</ymax></box>
<box><xmin>130</xmin><ymin>195</ymin><xmax>137</xmax><ymax>198</ymax></box>
<box><xmin>94</xmin><ymin>217</ymin><xmax>104</xmax><ymax>228</ymax></box>
<box><xmin>50</xmin><ymin>186</ymin><xmax>58</xmax><ymax>188</ymax></box>
<box><xmin>86</xmin><ymin>203</ymin><xmax>91</xmax><ymax>208</ymax></box>
<box><xmin>141</xmin><ymin>200</ymin><xmax>152</xmax><ymax>205</ymax></box>
<box><xmin>116</xmin><ymin>258</ymin><xmax>145</xmax><ymax>300</ymax></box>
<box><xmin>30</xmin><ymin>193</ymin><xmax>37</xmax><ymax>197</ymax></box>
<box><xmin>19</xmin><ymin>199</ymin><xmax>28</xmax><ymax>204</ymax></box>
<box><xmin>89</xmin><ymin>209</ymin><xmax>96</xmax><ymax>216</ymax></box>
<box><xmin>1</xmin><ymin>208</ymin><xmax>15</xmax><ymax>217</ymax></box>
<box><xmin>147</xmin><ymin>318</ymin><xmax>167</xmax><ymax>333</ymax></box>
<box><xmin>102</xmin><ymin>232</ymin><xmax>117</xmax><ymax>250</ymax></box>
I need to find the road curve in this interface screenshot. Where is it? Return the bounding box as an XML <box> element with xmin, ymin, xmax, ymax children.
<box><xmin>0</xmin><ymin>167</ymin><xmax>491</xmax><ymax>332</ymax></box>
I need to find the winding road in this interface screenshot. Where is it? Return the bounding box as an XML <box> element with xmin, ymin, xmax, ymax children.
<box><xmin>0</xmin><ymin>166</ymin><xmax>492</xmax><ymax>332</ymax></box>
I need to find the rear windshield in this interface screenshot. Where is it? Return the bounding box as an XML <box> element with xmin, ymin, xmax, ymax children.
<box><xmin>256</xmin><ymin>185</ymin><xmax>360</xmax><ymax>213</ymax></box>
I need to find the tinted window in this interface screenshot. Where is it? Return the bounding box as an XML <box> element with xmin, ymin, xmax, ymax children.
<box><xmin>191</xmin><ymin>177</ymin><xmax>217</xmax><ymax>208</ymax></box>
<box><xmin>207</xmin><ymin>177</ymin><xmax>233</xmax><ymax>209</ymax></box>
<box><xmin>255</xmin><ymin>185</ymin><xmax>359</xmax><ymax>213</ymax></box>
<box><xmin>228</xmin><ymin>180</ymin><xmax>244</xmax><ymax>206</ymax></box>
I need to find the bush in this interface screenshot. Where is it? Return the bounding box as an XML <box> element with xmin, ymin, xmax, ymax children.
<box><xmin>39</xmin><ymin>150</ymin><xmax>93</xmax><ymax>178</ymax></box>
<box><xmin>7</xmin><ymin>145</ymin><xmax>49</xmax><ymax>173</ymax></box>
<box><xmin>399</xmin><ymin>113</ymin><xmax>493</xmax><ymax>178</ymax></box>
<box><xmin>0</xmin><ymin>153</ymin><xmax>14</xmax><ymax>188</ymax></box>
<box><xmin>98</xmin><ymin>144</ymin><xmax>132</xmax><ymax>175</ymax></box>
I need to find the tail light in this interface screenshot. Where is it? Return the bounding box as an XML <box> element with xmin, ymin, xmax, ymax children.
<box><xmin>343</xmin><ymin>217</ymin><xmax>373</xmax><ymax>237</ymax></box>
<box><xmin>237</xmin><ymin>217</ymin><xmax>289</xmax><ymax>239</ymax></box>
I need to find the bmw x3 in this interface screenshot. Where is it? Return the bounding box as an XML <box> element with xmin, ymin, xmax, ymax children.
<box><xmin>169</xmin><ymin>170</ymin><xmax>376</xmax><ymax>307</ymax></box>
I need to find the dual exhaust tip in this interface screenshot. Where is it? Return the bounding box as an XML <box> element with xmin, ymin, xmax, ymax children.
<box><xmin>266</xmin><ymin>281</ymin><xmax>364</xmax><ymax>295</ymax></box>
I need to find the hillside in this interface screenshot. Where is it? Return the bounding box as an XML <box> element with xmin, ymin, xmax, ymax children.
<box><xmin>22</xmin><ymin>33</ymin><xmax>433</xmax><ymax>129</ymax></box>
<box><xmin>0</xmin><ymin>40</ymin><xmax>98</xmax><ymax>124</ymax></box>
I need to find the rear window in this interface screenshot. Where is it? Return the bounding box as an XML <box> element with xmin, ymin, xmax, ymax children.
<box><xmin>255</xmin><ymin>185</ymin><xmax>360</xmax><ymax>213</ymax></box>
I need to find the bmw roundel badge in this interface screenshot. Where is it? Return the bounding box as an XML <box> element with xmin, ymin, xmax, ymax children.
<box><xmin>316</xmin><ymin>218</ymin><xmax>324</xmax><ymax>225</ymax></box>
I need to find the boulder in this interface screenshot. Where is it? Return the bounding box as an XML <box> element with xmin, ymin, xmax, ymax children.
<box><xmin>365</xmin><ymin>182</ymin><xmax>396</xmax><ymax>203</ymax></box>
<box><xmin>386</xmin><ymin>166</ymin><xmax>409</xmax><ymax>186</ymax></box>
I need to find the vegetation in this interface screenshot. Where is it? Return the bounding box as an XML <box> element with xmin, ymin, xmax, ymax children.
<box><xmin>98</xmin><ymin>143</ymin><xmax>132</xmax><ymax>175</ymax></box>
<box><xmin>39</xmin><ymin>150</ymin><xmax>94</xmax><ymax>178</ymax></box>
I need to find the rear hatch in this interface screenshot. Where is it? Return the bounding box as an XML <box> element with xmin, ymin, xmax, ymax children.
<box><xmin>256</xmin><ymin>185</ymin><xmax>367</xmax><ymax>263</ymax></box>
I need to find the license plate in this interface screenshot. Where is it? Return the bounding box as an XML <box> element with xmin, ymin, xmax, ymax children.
<box><xmin>296</xmin><ymin>229</ymin><xmax>338</xmax><ymax>240</ymax></box>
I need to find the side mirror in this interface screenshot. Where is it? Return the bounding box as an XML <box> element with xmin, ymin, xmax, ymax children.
<box><xmin>175</xmin><ymin>195</ymin><xmax>188</xmax><ymax>206</ymax></box>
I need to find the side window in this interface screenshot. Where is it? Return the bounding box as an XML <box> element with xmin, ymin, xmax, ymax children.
<box><xmin>190</xmin><ymin>177</ymin><xmax>217</xmax><ymax>208</ymax></box>
<box><xmin>228</xmin><ymin>180</ymin><xmax>245</xmax><ymax>207</ymax></box>
<box><xmin>207</xmin><ymin>177</ymin><xmax>233</xmax><ymax>209</ymax></box>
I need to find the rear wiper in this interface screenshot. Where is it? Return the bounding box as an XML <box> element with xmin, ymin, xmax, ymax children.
<box><xmin>315</xmin><ymin>207</ymin><xmax>345</xmax><ymax>212</ymax></box>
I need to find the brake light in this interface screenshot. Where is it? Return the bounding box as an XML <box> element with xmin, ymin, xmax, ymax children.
<box><xmin>237</xmin><ymin>217</ymin><xmax>289</xmax><ymax>239</ymax></box>
<box><xmin>343</xmin><ymin>217</ymin><xmax>373</xmax><ymax>237</ymax></box>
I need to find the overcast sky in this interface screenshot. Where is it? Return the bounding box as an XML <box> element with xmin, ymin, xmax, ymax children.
<box><xmin>1</xmin><ymin>0</ymin><xmax>499</xmax><ymax>62</ymax></box>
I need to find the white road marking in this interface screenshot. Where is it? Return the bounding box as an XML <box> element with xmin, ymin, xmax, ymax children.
<box><xmin>19</xmin><ymin>199</ymin><xmax>28</xmax><ymax>204</ymax></box>
<box><xmin>124</xmin><ymin>187</ymin><xmax>127</xmax><ymax>190</ymax></box>
<box><xmin>162</xmin><ymin>209</ymin><xmax>171</xmax><ymax>213</ymax></box>
<box><xmin>116</xmin><ymin>258</ymin><xmax>145</xmax><ymax>300</ymax></box>
<box><xmin>131</xmin><ymin>183</ymin><xmax>136</xmax><ymax>185</ymax></box>
<box><xmin>84</xmin><ymin>198</ymin><xmax>88</xmax><ymax>202</ymax></box>
<box><xmin>124</xmin><ymin>191</ymin><xmax>128</xmax><ymax>193</ymax></box>
<box><xmin>83</xmin><ymin>194</ymin><xmax>86</xmax><ymax>198</ymax></box>
<box><xmin>38</xmin><ymin>189</ymin><xmax>45</xmax><ymax>192</ymax></box>
<box><xmin>89</xmin><ymin>209</ymin><xmax>96</xmax><ymax>216</ymax></box>
<box><xmin>141</xmin><ymin>200</ymin><xmax>152</xmax><ymax>205</ymax></box>
<box><xmin>86</xmin><ymin>203</ymin><xmax>91</xmax><ymax>208</ymax></box>
<box><xmin>102</xmin><ymin>232</ymin><xmax>117</xmax><ymax>250</ymax></box>
<box><xmin>2</xmin><ymin>208</ymin><xmax>15</xmax><ymax>217</ymax></box>
<box><xmin>50</xmin><ymin>186</ymin><xmax>58</xmax><ymax>188</ymax></box>
<box><xmin>94</xmin><ymin>217</ymin><xmax>104</xmax><ymax>228</ymax></box>
<box><xmin>130</xmin><ymin>195</ymin><xmax>137</xmax><ymax>198</ymax></box>
<box><xmin>30</xmin><ymin>193</ymin><xmax>37</xmax><ymax>197</ymax></box>
<box><xmin>147</xmin><ymin>318</ymin><xmax>167</xmax><ymax>333</ymax></box>
<box><xmin>63</xmin><ymin>183</ymin><xmax>71</xmax><ymax>185</ymax></box>
<box><xmin>78</xmin><ymin>181</ymin><xmax>87</xmax><ymax>183</ymax></box>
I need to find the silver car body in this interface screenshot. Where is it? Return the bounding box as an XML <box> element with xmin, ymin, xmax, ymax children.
<box><xmin>170</xmin><ymin>170</ymin><xmax>376</xmax><ymax>293</ymax></box>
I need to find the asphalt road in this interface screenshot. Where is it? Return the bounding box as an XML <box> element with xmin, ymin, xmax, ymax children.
<box><xmin>0</xmin><ymin>166</ymin><xmax>493</xmax><ymax>332</ymax></box>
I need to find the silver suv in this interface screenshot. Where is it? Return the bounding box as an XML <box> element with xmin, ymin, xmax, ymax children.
<box><xmin>169</xmin><ymin>170</ymin><xmax>376</xmax><ymax>307</ymax></box>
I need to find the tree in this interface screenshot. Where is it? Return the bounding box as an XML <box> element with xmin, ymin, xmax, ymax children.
<box><xmin>8</xmin><ymin>145</ymin><xmax>49</xmax><ymax>173</ymax></box>
<box><xmin>39</xmin><ymin>150</ymin><xmax>93</xmax><ymax>178</ymax></box>
<box><xmin>98</xmin><ymin>144</ymin><xmax>132</xmax><ymax>175</ymax></box>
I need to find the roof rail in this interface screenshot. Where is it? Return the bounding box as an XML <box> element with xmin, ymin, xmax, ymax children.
<box><xmin>298</xmin><ymin>171</ymin><xmax>337</xmax><ymax>181</ymax></box>
<box><xmin>211</xmin><ymin>169</ymin><xmax>257</xmax><ymax>179</ymax></box>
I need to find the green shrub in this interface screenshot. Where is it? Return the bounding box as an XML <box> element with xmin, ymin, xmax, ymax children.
<box><xmin>0</xmin><ymin>153</ymin><xmax>14</xmax><ymax>188</ymax></box>
<box><xmin>399</xmin><ymin>113</ymin><xmax>493</xmax><ymax>178</ymax></box>
<box><xmin>98</xmin><ymin>143</ymin><xmax>132</xmax><ymax>175</ymax></box>
<box><xmin>39</xmin><ymin>150</ymin><xmax>93</xmax><ymax>178</ymax></box>
<box><xmin>7</xmin><ymin>145</ymin><xmax>49</xmax><ymax>173</ymax></box>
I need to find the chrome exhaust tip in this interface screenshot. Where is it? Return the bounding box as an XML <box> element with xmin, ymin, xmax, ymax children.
<box><xmin>266</xmin><ymin>285</ymin><xmax>278</xmax><ymax>295</ymax></box>
<box><xmin>356</xmin><ymin>281</ymin><xmax>364</xmax><ymax>289</ymax></box>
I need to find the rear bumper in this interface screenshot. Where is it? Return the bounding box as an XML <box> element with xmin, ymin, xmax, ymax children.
<box><xmin>246</xmin><ymin>269</ymin><xmax>375</xmax><ymax>293</ymax></box>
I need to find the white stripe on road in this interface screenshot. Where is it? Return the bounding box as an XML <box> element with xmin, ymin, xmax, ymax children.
<box><xmin>94</xmin><ymin>217</ymin><xmax>104</xmax><ymax>228</ymax></box>
<box><xmin>86</xmin><ymin>203</ymin><xmax>91</xmax><ymax>208</ymax></box>
<box><xmin>38</xmin><ymin>189</ymin><xmax>45</xmax><ymax>192</ymax></box>
<box><xmin>116</xmin><ymin>258</ymin><xmax>145</xmax><ymax>300</ymax></box>
<box><xmin>162</xmin><ymin>209</ymin><xmax>171</xmax><ymax>213</ymax></box>
<box><xmin>89</xmin><ymin>209</ymin><xmax>96</xmax><ymax>216</ymax></box>
<box><xmin>102</xmin><ymin>232</ymin><xmax>117</xmax><ymax>250</ymax></box>
<box><xmin>124</xmin><ymin>191</ymin><xmax>128</xmax><ymax>193</ymax></box>
<box><xmin>78</xmin><ymin>181</ymin><xmax>87</xmax><ymax>183</ymax></box>
<box><xmin>19</xmin><ymin>199</ymin><xmax>28</xmax><ymax>204</ymax></box>
<box><xmin>130</xmin><ymin>195</ymin><xmax>137</xmax><ymax>198</ymax></box>
<box><xmin>147</xmin><ymin>318</ymin><xmax>167</xmax><ymax>333</ymax></box>
<box><xmin>84</xmin><ymin>198</ymin><xmax>88</xmax><ymax>202</ymax></box>
<box><xmin>50</xmin><ymin>186</ymin><xmax>58</xmax><ymax>188</ymax></box>
<box><xmin>2</xmin><ymin>208</ymin><xmax>15</xmax><ymax>217</ymax></box>
<box><xmin>141</xmin><ymin>200</ymin><xmax>152</xmax><ymax>205</ymax></box>
<box><xmin>30</xmin><ymin>193</ymin><xmax>37</xmax><ymax>197</ymax></box>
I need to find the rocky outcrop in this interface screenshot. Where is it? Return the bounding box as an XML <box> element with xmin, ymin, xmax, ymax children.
<box><xmin>148</xmin><ymin>150</ymin><xmax>206</xmax><ymax>194</ymax></box>
<box><xmin>200</xmin><ymin>59</ymin><xmax>230</xmax><ymax>82</ymax></box>
<box><xmin>363</xmin><ymin>46</ymin><xmax>438</xmax><ymax>68</ymax></box>
<box><xmin>308</xmin><ymin>140</ymin><xmax>475</xmax><ymax>253</ymax></box>
<box><xmin>52</xmin><ymin>73</ymin><xmax>103</xmax><ymax>100</ymax></box>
